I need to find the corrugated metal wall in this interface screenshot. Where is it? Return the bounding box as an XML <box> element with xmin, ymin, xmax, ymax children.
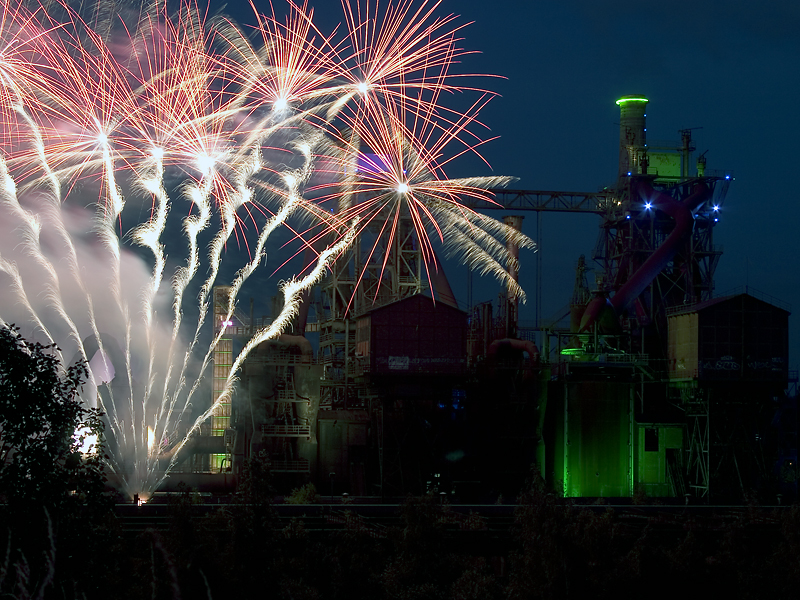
<box><xmin>554</xmin><ymin>381</ymin><xmax>633</xmax><ymax>498</ymax></box>
<box><xmin>669</xmin><ymin>294</ymin><xmax>789</xmax><ymax>382</ymax></box>
<box><xmin>668</xmin><ymin>312</ymin><xmax>699</xmax><ymax>378</ymax></box>
<box><xmin>366</xmin><ymin>295</ymin><xmax>467</xmax><ymax>375</ymax></box>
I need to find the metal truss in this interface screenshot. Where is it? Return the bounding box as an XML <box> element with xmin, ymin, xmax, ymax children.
<box><xmin>354</xmin><ymin>214</ymin><xmax>422</xmax><ymax>314</ymax></box>
<box><xmin>458</xmin><ymin>177</ymin><xmax>727</xmax><ymax>335</ymax></box>
<box><xmin>678</xmin><ymin>383</ymin><xmax>710</xmax><ymax>499</ymax></box>
<box><xmin>317</xmin><ymin>209</ymin><xmax>424</xmax><ymax>412</ymax></box>
<box><xmin>320</xmin><ymin>210</ymin><xmax>423</xmax><ymax>321</ymax></box>
<box><xmin>460</xmin><ymin>189</ymin><xmax>612</xmax><ymax>213</ymax></box>
<box><xmin>593</xmin><ymin>178</ymin><xmax>726</xmax><ymax>332</ymax></box>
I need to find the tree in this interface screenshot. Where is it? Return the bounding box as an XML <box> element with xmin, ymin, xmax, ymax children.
<box><xmin>0</xmin><ymin>325</ymin><xmax>114</xmax><ymax>598</ymax></box>
<box><xmin>0</xmin><ymin>324</ymin><xmax>105</xmax><ymax>511</ymax></box>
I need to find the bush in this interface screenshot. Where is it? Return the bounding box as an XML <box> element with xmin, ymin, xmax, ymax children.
<box><xmin>286</xmin><ymin>482</ymin><xmax>320</xmax><ymax>504</ymax></box>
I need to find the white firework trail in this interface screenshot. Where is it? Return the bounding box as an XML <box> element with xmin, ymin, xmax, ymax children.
<box><xmin>7</xmin><ymin>97</ymin><xmax>116</xmax><ymax>399</ymax></box>
<box><xmin>0</xmin><ymin>0</ymin><xmax>538</xmax><ymax>501</ymax></box>
<box><xmin>155</xmin><ymin>163</ymin><xmax>215</xmax><ymax>442</ymax></box>
<box><xmin>156</xmin><ymin>146</ymin><xmax>261</xmax><ymax>445</ymax></box>
<box><xmin>130</xmin><ymin>154</ymin><xmax>170</xmax><ymax>452</ymax></box>
<box><xmin>0</xmin><ymin>161</ymin><xmax>56</xmax><ymax>340</ymax></box>
<box><xmin>187</xmin><ymin>146</ymin><xmax>261</xmax><ymax>370</ymax></box>
<box><xmin>95</xmin><ymin>140</ymin><xmax>143</xmax><ymax>471</ymax></box>
<box><xmin>132</xmin><ymin>154</ymin><xmax>170</xmax><ymax>334</ymax></box>
<box><xmin>0</xmin><ymin>83</ymin><xmax>94</xmax><ymax>368</ymax></box>
<box><xmin>0</xmin><ymin>256</ymin><xmax>54</xmax><ymax>348</ymax></box>
<box><xmin>177</xmin><ymin>142</ymin><xmax>315</xmax><ymax>429</ymax></box>
<box><xmin>159</xmin><ymin>221</ymin><xmax>358</xmax><ymax>491</ymax></box>
<box><xmin>170</xmin><ymin>169</ymin><xmax>214</xmax><ymax>343</ymax></box>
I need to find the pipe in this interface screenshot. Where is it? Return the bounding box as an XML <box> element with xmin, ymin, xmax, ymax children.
<box><xmin>278</xmin><ymin>334</ymin><xmax>313</xmax><ymax>362</ymax></box>
<box><xmin>580</xmin><ymin>180</ymin><xmax>711</xmax><ymax>332</ymax></box>
<box><xmin>487</xmin><ymin>338</ymin><xmax>540</xmax><ymax>379</ymax></box>
<box><xmin>487</xmin><ymin>338</ymin><xmax>540</xmax><ymax>361</ymax></box>
<box><xmin>611</xmin><ymin>180</ymin><xmax>710</xmax><ymax>312</ymax></box>
<box><xmin>579</xmin><ymin>295</ymin><xmax>611</xmax><ymax>333</ymax></box>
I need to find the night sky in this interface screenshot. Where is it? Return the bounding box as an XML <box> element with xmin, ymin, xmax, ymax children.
<box><xmin>220</xmin><ymin>1</ymin><xmax>800</xmax><ymax>369</ymax></box>
<box><xmin>454</xmin><ymin>0</ymin><xmax>800</xmax><ymax>371</ymax></box>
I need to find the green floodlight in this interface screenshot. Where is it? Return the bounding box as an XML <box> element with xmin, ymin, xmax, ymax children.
<box><xmin>616</xmin><ymin>96</ymin><xmax>648</xmax><ymax>105</ymax></box>
<box><xmin>560</xmin><ymin>347</ymin><xmax>585</xmax><ymax>356</ymax></box>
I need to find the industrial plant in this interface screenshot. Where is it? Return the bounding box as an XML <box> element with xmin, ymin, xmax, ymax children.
<box><xmin>162</xmin><ymin>95</ymin><xmax>795</xmax><ymax>503</ymax></box>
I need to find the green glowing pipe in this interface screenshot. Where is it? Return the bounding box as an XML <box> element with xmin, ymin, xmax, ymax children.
<box><xmin>560</xmin><ymin>347</ymin><xmax>584</xmax><ymax>356</ymax></box>
<box><xmin>615</xmin><ymin>97</ymin><xmax>648</xmax><ymax>105</ymax></box>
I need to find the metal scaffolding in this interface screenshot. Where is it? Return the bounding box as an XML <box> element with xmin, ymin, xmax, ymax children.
<box><xmin>460</xmin><ymin>175</ymin><xmax>729</xmax><ymax>357</ymax></box>
<box><xmin>318</xmin><ymin>210</ymin><xmax>424</xmax><ymax>410</ymax></box>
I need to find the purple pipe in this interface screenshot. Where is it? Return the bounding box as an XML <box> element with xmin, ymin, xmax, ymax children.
<box><xmin>612</xmin><ymin>180</ymin><xmax>710</xmax><ymax>311</ymax></box>
<box><xmin>578</xmin><ymin>295</ymin><xmax>610</xmax><ymax>333</ymax></box>
<box><xmin>580</xmin><ymin>180</ymin><xmax>710</xmax><ymax>332</ymax></box>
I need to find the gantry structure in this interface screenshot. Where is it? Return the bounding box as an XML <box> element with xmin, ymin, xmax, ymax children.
<box><xmin>462</xmin><ymin>175</ymin><xmax>730</xmax><ymax>354</ymax></box>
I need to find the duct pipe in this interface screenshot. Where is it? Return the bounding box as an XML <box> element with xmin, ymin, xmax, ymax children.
<box><xmin>487</xmin><ymin>338</ymin><xmax>539</xmax><ymax>362</ymax></box>
<box><xmin>580</xmin><ymin>179</ymin><xmax>711</xmax><ymax>332</ymax></box>
<box><xmin>487</xmin><ymin>338</ymin><xmax>540</xmax><ymax>380</ymax></box>
<box><xmin>278</xmin><ymin>333</ymin><xmax>313</xmax><ymax>362</ymax></box>
<box><xmin>610</xmin><ymin>180</ymin><xmax>710</xmax><ymax>312</ymax></box>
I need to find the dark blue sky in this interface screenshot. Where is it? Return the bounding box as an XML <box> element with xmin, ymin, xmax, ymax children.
<box><xmin>221</xmin><ymin>0</ymin><xmax>800</xmax><ymax>369</ymax></box>
<box><xmin>450</xmin><ymin>0</ymin><xmax>800</xmax><ymax>368</ymax></box>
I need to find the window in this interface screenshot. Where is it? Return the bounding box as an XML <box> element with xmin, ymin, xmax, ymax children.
<box><xmin>645</xmin><ymin>428</ymin><xmax>659</xmax><ymax>452</ymax></box>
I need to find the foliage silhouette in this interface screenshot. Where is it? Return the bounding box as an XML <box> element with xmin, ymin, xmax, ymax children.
<box><xmin>0</xmin><ymin>324</ymin><xmax>111</xmax><ymax>598</ymax></box>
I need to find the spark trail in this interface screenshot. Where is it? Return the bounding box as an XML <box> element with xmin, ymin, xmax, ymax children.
<box><xmin>0</xmin><ymin>0</ymin><xmax>534</xmax><ymax>499</ymax></box>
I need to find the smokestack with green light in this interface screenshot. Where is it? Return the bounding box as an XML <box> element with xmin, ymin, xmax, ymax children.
<box><xmin>616</xmin><ymin>95</ymin><xmax>649</xmax><ymax>180</ymax></box>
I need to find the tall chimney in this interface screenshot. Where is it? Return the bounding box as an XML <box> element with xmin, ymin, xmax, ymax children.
<box><xmin>616</xmin><ymin>95</ymin><xmax>649</xmax><ymax>180</ymax></box>
<box><xmin>503</xmin><ymin>215</ymin><xmax>524</xmax><ymax>337</ymax></box>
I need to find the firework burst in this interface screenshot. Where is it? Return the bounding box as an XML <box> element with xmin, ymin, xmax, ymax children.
<box><xmin>0</xmin><ymin>0</ymin><xmax>533</xmax><ymax>499</ymax></box>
